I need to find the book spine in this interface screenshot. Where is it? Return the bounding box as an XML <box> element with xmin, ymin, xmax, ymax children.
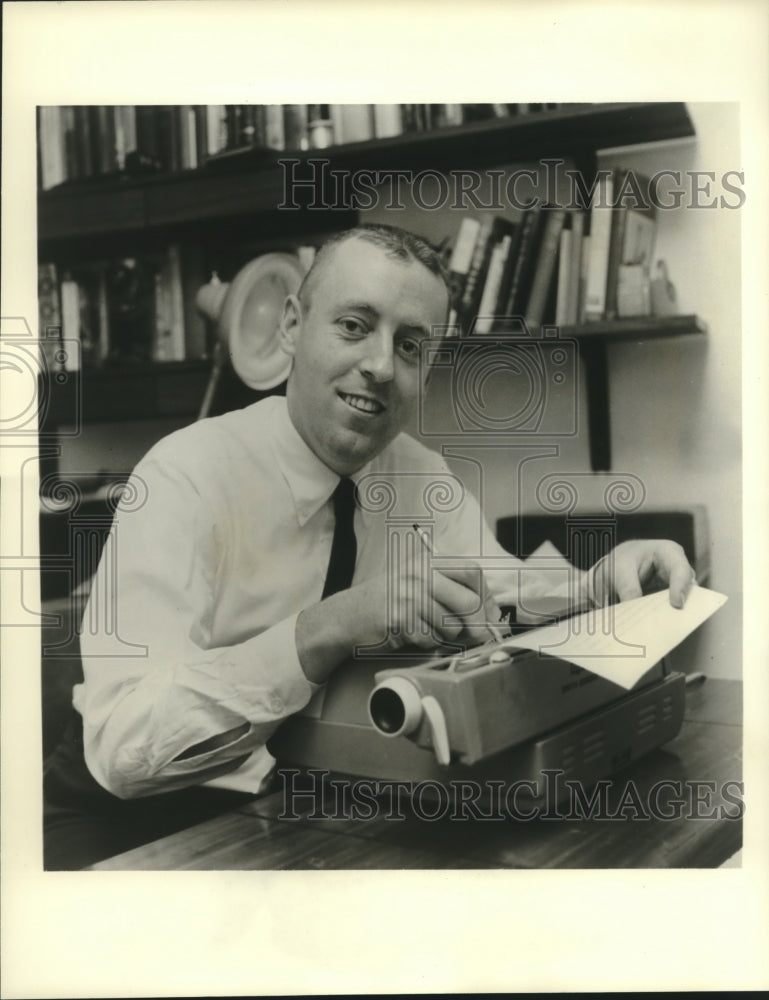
<box><xmin>583</xmin><ymin>172</ymin><xmax>614</xmax><ymax>321</ymax></box>
<box><xmin>442</xmin><ymin>104</ymin><xmax>464</xmax><ymax>126</ymax></box>
<box><xmin>73</xmin><ymin>106</ymin><xmax>93</xmax><ymax>179</ymax></box>
<box><xmin>38</xmin><ymin>262</ymin><xmax>62</xmax><ymax>371</ymax></box>
<box><xmin>135</xmin><ymin>106</ymin><xmax>160</xmax><ymax>167</ymax></box>
<box><xmin>555</xmin><ymin>226</ymin><xmax>573</xmax><ymax>327</ymax></box>
<box><xmin>206</xmin><ymin>105</ymin><xmax>226</xmax><ymax>155</ymax></box>
<box><xmin>475</xmin><ymin>235</ymin><xmax>512</xmax><ymax>333</ymax></box>
<box><xmin>113</xmin><ymin>106</ymin><xmax>137</xmax><ymax>171</ymax></box>
<box><xmin>525</xmin><ymin>208</ymin><xmax>567</xmax><ymax>326</ymax></box>
<box><xmin>284</xmin><ymin>105</ymin><xmax>308</xmax><ymax>149</ymax></box>
<box><xmin>264</xmin><ymin>105</ymin><xmax>285</xmax><ymax>150</ymax></box>
<box><xmin>578</xmin><ymin>234</ymin><xmax>591</xmax><ymax>324</ymax></box>
<box><xmin>459</xmin><ymin>215</ymin><xmax>494</xmax><ymax>331</ymax></box>
<box><xmin>96</xmin><ymin>265</ymin><xmax>110</xmax><ymax>363</ymax></box>
<box><xmin>504</xmin><ymin>208</ymin><xmax>542</xmax><ymax>317</ymax></box>
<box><xmin>180</xmin><ymin>244</ymin><xmax>208</xmax><ymax>359</ymax></box>
<box><xmin>373</xmin><ymin>104</ymin><xmax>403</xmax><ymax>138</ymax></box>
<box><xmin>97</xmin><ymin>105</ymin><xmax>117</xmax><ymax>174</ymax></box>
<box><xmin>179</xmin><ymin>105</ymin><xmax>198</xmax><ymax>169</ymax></box>
<box><xmin>39</xmin><ymin>107</ymin><xmax>66</xmax><ymax>190</ymax></box>
<box><xmin>336</xmin><ymin>104</ymin><xmax>375</xmax><ymax>143</ymax></box>
<box><xmin>604</xmin><ymin>169</ymin><xmax>629</xmax><ymax>320</ymax></box>
<box><xmin>60</xmin><ymin>106</ymin><xmax>78</xmax><ymax>180</ymax></box>
<box><xmin>446</xmin><ymin>217</ymin><xmax>481</xmax><ymax>327</ymax></box>
<box><xmin>166</xmin><ymin>245</ymin><xmax>186</xmax><ymax>361</ymax></box>
<box><xmin>60</xmin><ymin>277</ymin><xmax>81</xmax><ymax>370</ymax></box>
<box><xmin>566</xmin><ymin>210</ymin><xmax>584</xmax><ymax>325</ymax></box>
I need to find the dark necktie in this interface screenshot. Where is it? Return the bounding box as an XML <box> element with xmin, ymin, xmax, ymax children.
<box><xmin>321</xmin><ymin>477</ymin><xmax>358</xmax><ymax>598</ymax></box>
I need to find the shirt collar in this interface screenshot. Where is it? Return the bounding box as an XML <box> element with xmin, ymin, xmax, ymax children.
<box><xmin>269</xmin><ymin>397</ymin><xmax>359</xmax><ymax>526</ymax></box>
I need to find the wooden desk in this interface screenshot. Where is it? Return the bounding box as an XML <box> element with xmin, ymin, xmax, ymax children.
<box><xmin>91</xmin><ymin>679</ymin><xmax>742</xmax><ymax>871</ymax></box>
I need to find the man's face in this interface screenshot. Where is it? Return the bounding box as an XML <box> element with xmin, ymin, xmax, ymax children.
<box><xmin>280</xmin><ymin>238</ymin><xmax>449</xmax><ymax>476</ymax></box>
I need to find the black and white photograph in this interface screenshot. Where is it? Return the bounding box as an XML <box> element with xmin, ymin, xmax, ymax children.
<box><xmin>2</xmin><ymin>2</ymin><xmax>768</xmax><ymax>996</ymax></box>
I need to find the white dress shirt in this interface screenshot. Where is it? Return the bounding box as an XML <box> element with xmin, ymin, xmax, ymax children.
<box><xmin>76</xmin><ymin>396</ymin><xmax>583</xmax><ymax>798</ymax></box>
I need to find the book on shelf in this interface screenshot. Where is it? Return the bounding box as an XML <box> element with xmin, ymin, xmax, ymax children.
<box><xmin>555</xmin><ymin>222</ymin><xmax>573</xmax><ymax>327</ymax></box>
<box><xmin>583</xmin><ymin>171</ymin><xmax>615</xmax><ymax>321</ymax></box>
<box><xmin>38</xmin><ymin>245</ymin><xmax>209</xmax><ymax>369</ymax></box>
<box><xmin>501</xmin><ymin>206</ymin><xmax>544</xmax><ymax>321</ymax></box>
<box><xmin>373</xmin><ymin>104</ymin><xmax>403</xmax><ymax>138</ymax></box>
<box><xmin>37</xmin><ymin>103</ymin><xmax>591</xmax><ymax>191</ymax></box>
<box><xmin>329</xmin><ymin>104</ymin><xmax>376</xmax><ymax>144</ymax></box>
<box><xmin>59</xmin><ymin>263</ymin><xmax>109</xmax><ymax>370</ymax></box>
<box><xmin>474</xmin><ymin>232</ymin><xmax>514</xmax><ymax>333</ymax></box>
<box><xmin>458</xmin><ymin>214</ymin><xmax>494</xmax><ymax>332</ymax></box>
<box><xmin>446</xmin><ymin>217</ymin><xmax>481</xmax><ymax>329</ymax></box>
<box><xmin>524</xmin><ymin>207</ymin><xmax>567</xmax><ymax>327</ymax></box>
<box><xmin>607</xmin><ymin>169</ymin><xmax>658</xmax><ymax>319</ymax></box>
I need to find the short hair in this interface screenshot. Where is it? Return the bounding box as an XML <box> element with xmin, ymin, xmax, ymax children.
<box><xmin>297</xmin><ymin>223</ymin><xmax>451</xmax><ymax>311</ymax></box>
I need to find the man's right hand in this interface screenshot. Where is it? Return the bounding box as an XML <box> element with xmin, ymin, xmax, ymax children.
<box><xmin>295</xmin><ymin>559</ymin><xmax>501</xmax><ymax>684</ymax></box>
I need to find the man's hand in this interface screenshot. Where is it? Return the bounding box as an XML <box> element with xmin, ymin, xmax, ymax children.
<box><xmin>592</xmin><ymin>539</ymin><xmax>696</xmax><ymax>609</ymax></box>
<box><xmin>296</xmin><ymin>558</ymin><xmax>500</xmax><ymax>684</ymax></box>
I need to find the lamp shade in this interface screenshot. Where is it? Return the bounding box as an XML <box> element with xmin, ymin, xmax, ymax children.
<box><xmin>196</xmin><ymin>252</ymin><xmax>305</xmax><ymax>390</ymax></box>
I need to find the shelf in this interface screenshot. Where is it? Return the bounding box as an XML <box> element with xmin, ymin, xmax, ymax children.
<box><xmin>38</xmin><ymin>103</ymin><xmax>695</xmax><ymax>247</ymax></box>
<box><xmin>39</xmin><ymin>360</ymin><xmax>285</xmax><ymax>426</ymax></box>
<box><xmin>563</xmin><ymin>314</ymin><xmax>707</xmax><ymax>341</ymax></box>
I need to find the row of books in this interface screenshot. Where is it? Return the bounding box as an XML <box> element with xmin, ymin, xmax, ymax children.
<box><xmin>38</xmin><ymin>247</ymin><xmax>209</xmax><ymax>370</ymax></box>
<box><xmin>446</xmin><ymin>168</ymin><xmax>658</xmax><ymax>333</ymax></box>
<box><xmin>37</xmin><ymin>103</ymin><xmax>569</xmax><ymax>191</ymax></box>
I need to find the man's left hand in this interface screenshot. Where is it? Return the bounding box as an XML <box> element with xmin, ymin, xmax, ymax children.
<box><xmin>592</xmin><ymin>539</ymin><xmax>696</xmax><ymax>609</ymax></box>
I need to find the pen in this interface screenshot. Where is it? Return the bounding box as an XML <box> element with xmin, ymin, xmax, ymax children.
<box><xmin>412</xmin><ymin>523</ymin><xmax>506</xmax><ymax>644</ymax></box>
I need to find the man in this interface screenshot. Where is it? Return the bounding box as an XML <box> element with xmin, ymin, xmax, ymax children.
<box><xmin>44</xmin><ymin>224</ymin><xmax>695</xmax><ymax>867</ymax></box>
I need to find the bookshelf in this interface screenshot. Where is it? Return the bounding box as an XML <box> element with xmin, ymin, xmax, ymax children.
<box><xmin>39</xmin><ymin>103</ymin><xmax>694</xmax><ymax>247</ymax></box>
<box><xmin>37</xmin><ymin>102</ymin><xmax>704</xmax><ymax>472</ymax></box>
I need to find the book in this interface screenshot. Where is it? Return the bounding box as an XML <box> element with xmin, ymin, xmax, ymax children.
<box><xmin>179</xmin><ymin>244</ymin><xmax>208</xmax><ymax>359</ymax></box>
<box><xmin>578</xmin><ymin>233</ymin><xmax>591</xmax><ymax>324</ymax></box>
<box><xmin>446</xmin><ymin>217</ymin><xmax>482</xmax><ymax>328</ymax></box>
<box><xmin>330</xmin><ymin>105</ymin><xmax>375</xmax><ymax>143</ymax></box>
<box><xmin>114</xmin><ymin>106</ymin><xmax>137</xmax><ymax>171</ymax></box>
<box><xmin>73</xmin><ymin>105</ymin><xmax>94</xmax><ymax>179</ymax></box>
<box><xmin>206</xmin><ymin>105</ymin><xmax>227</xmax><ymax>156</ymax></box>
<box><xmin>264</xmin><ymin>105</ymin><xmax>285</xmax><ymax>150</ymax></box>
<box><xmin>60</xmin><ymin>106</ymin><xmax>78</xmax><ymax>180</ymax></box>
<box><xmin>502</xmin><ymin>207</ymin><xmax>544</xmax><ymax>319</ymax></box>
<box><xmin>59</xmin><ymin>267</ymin><xmax>105</xmax><ymax>369</ymax></box>
<box><xmin>583</xmin><ymin>171</ymin><xmax>615</xmax><ymax>321</ymax></box>
<box><xmin>525</xmin><ymin>207</ymin><xmax>567</xmax><ymax>326</ymax></box>
<box><xmin>38</xmin><ymin>263</ymin><xmax>63</xmax><ymax>372</ymax></box>
<box><xmin>153</xmin><ymin>246</ymin><xmax>186</xmax><ymax>361</ymax></box>
<box><xmin>605</xmin><ymin>169</ymin><xmax>658</xmax><ymax>319</ymax></box>
<box><xmin>373</xmin><ymin>104</ymin><xmax>403</xmax><ymax>138</ymax></box>
<box><xmin>555</xmin><ymin>225</ymin><xmax>573</xmax><ymax>327</ymax></box>
<box><xmin>458</xmin><ymin>214</ymin><xmax>493</xmax><ymax>328</ymax></box>
<box><xmin>179</xmin><ymin>105</ymin><xmax>199</xmax><ymax>170</ymax></box>
<box><xmin>284</xmin><ymin>105</ymin><xmax>309</xmax><ymax>149</ymax></box>
<box><xmin>565</xmin><ymin>209</ymin><xmax>585</xmax><ymax>325</ymax></box>
<box><xmin>493</xmin><ymin>219</ymin><xmax>524</xmax><ymax>322</ymax></box>
<box><xmin>38</xmin><ymin>107</ymin><xmax>66</xmax><ymax>190</ymax></box>
<box><xmin>475</xmin><ymin>234</ymin><xmax>513</xmax><ymax>333</ymax></box>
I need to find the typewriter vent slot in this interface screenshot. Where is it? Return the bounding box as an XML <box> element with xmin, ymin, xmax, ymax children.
<box><xmin>581</xmin><ymin>730</ymin><xmax>604</xmax><ymax>764</ymax></box>
<box><xmin>637</xmin><ymin>703</ymin><xmax>658</xmax><ymax>735</ymax></box>
<box><xmin>560</xmin><ymin>743</ymin><xmax>577</xmax><ymax>769</ymax></box>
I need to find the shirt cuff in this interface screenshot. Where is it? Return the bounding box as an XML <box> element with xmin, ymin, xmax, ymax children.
<box><xmin>224</xmin><ymin>611</ymin><xmax>321</xmax><ymax>721</ymax></box>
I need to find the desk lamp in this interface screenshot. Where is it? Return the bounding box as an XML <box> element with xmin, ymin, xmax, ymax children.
<box><xmin>195</xmin><ymin>252</ymin><xmax>306</xmax><ymax>419</ymax></box>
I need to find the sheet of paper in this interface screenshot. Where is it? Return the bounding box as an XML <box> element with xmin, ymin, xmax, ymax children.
<box><xmin>501</xmin><ymin>585</ymin><xmax>728</xmax><ymax>689</ymax></box>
